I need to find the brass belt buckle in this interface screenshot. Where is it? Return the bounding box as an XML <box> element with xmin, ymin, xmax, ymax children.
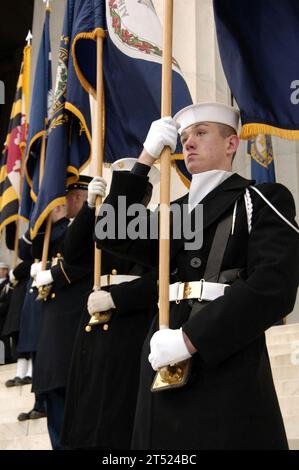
<box><xmin>183</xmin><ymin>282</ymin><xmax>192</xmax><ymax>299</ymax></box>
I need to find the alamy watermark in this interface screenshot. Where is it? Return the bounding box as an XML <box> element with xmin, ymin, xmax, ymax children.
<box><xmin>0</xmin><ymin>80</ymin><xmax>4</xmax><ymax>104</ymax></box>
<box><xmin>0</xmin><ymin>340</ymin><xmax>4</xmax><ymax>364</ymax></box>
<box><xmin>95</xmin><ymin>198</ymin><xmax>203</xmax><ymax>251</ymax></box>
<box><xmin>290</xmin><ymin>80</ymin><xmax>299</xmax><ymax>104</ymax></box>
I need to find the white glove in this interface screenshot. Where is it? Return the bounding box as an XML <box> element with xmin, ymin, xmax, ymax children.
<box><xmin>143</xmin><ymin>117</ymin><xmax>179</xmax><ymax>159</ymax></box>
<box><xmin>148</xmin><ymin>328</ymin><xmax>192</xmax><ymax>371</ymax></box>
<box><xmin>9</xmin><ymin>269</ymin><xmax>15</xmax><ymax>283</ymax></box>
<box><xmin>35</xmin><ymin>270</ymin><xmax>54</xmax><ymax>287</ymax></box>
<box><xmin>30</xmin><ymin>261</ymin><xmax>42</xmax><ymax>278</ymax></box>
<box><xmin>87</xmin><ymin>290</ymin><xmax>116</xmax><ymax>316</ymax></box>
<box><xmin>87</xmin><ymin>176</ymin><xmax>107</xmax><ymax>208</ymax></box>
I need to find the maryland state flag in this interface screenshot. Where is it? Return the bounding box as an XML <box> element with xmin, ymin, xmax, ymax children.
<box><xmin>0</xmin><ymin>43</ymin><xmax>31</xmax><ymax>233</ymax></box>
<box><xmin>29</xmin><ymin>0</ymin><xmax>92</xmax><ymax>238</ymax></box>
<box><xmin>71</xmin><ymin>0</ymin><xmax>192</xmax><ymax>186</ymax></box>
<box><xmin>247</xmin><ymin>134</ymin><xmax>276</xmax><ymax>184</ymax></box>
<box><xmin>213</xmin><ymin>0</ymin><xmax>299</xmax><ymax>140</ymax></box>
<box><xmin>20</xmin><ymin>7</ymin><xmax>52</xmax><ymax>223</ymax></box>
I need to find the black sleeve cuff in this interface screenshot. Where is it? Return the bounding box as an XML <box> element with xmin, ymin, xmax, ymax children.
<box><xmin>132</xmin><ymin>162</ymin><xmax>151</xmax><ymax>177</ymax></box>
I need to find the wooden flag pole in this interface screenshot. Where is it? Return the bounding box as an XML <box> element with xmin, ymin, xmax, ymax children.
<box><xmin>151</xmin><ymin>0</ymin><xmax>191</xmax><ymax>391</ymax></box>
<box><xmin>86</xmin><ymin>30</ymin><xmax>109</xmax><ymax>331</ymax></box>
<box><xmin>38</xmin><ymin>126</ymin><xmax>52</xmax><ymax>272</ymax></box>
<box><xmin>36</xmin><ymin>126</ymin><xmax>53</xmax><ymax>300</ymax></box>
<box><xmin>158</xmin><ymin>0</ymin><xmax>173</xmax><ymax>330</ymax></box>
<box><xmin>94</xmin><ymin>31</ymin><xmax>104</xmax><ymax>293</ymax></box>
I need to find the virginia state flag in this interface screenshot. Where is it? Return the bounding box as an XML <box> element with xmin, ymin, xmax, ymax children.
<box><xmin>247</xmin><ymin>134</ymin><xmax>276</xmax><ymax>184</ymax></box>
<box><xmin>20</xmin><ymin>8</ymin><xmax>52</xmax><ymax>222</ymax></box>
<box><xmin>72</xmin><ymin>0</ymin><xmax>192</xmax><ymax>187</ymax></box>
<box><xmin>213</xmin><ymin>0</ymin><xmax>299</xmax><ymax>140</ymax></box>
<box><xmin>0</xmin><ymin>43</ymin><xmax>31</xmax><ymax>233</ymax></box>
<box><xmin>29</xmin><ymin>0</ymin><xmax>92</xmax><ymax>238</ymax></box>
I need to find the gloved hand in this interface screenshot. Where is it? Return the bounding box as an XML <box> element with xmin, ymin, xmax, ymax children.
<box><xmin>87</xmin><ymin>290</ymin><xmax>116</xmax><ymax>316</ymax></box>
<box><xmin>87</xmin><ymin>176</ymin><xmax>107</xmax><ymax>208</ymax></box>
<box><xmin>9</xmin><ymin>269</ymin><xmax>15</xmax><ymax>283</ymax></box>
<box><xmin>148</xmin><ymin>328</ymin><xmax>192</xmax><ymax>371</ymax></box>
<box><xmin>30</xmin><ymin>261</ymin><xmax>42</xmax><ymax>278</ymax></box>
<box><xmin>143</xmin><ymin>117</ymin><xmax>178</xmax><ymax>159</ymax></box>
<box><xmin>35</xmin><ymin>270</ymin><xmax>54</xmax><ymax>287</ymax></box>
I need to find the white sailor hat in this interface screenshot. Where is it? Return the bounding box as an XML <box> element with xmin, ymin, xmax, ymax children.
<box><xmin>111</xmin><ymin>158</ymin><xmax>160</xmax><ymax>186</ymax></box>
<box><xmin>0</xmin><ymin>262</ymin><xmax>9</xmax><ymax>269</ymax></box>
<box><xmin>174</xmin><ymin>102</ymin><xmax>240</xmax><ymax>135</ymax></box>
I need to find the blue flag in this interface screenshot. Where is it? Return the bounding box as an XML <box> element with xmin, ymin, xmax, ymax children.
<box><xmin>72</xmin><ymin>0</ymin><xmax>192</xmax><ymax>186</ymax></box>
<box><xmin>213</xmin><ymin>0</ymin><xmax>299</xmax><ymax>140</ymax></box>
<box><xmin>20</xmin><ymin>8</ymin><xmax>52</xmax><ymax>222</ymax></box>
<box><xmin>29</xmin><ymin>0</ymin><xmax>92</xmax><ymax>238</ymax></box>
<box><xmin>248</xmin><ymin>134</ymin><xmax>276</xmax><ymax>184</ymax></box>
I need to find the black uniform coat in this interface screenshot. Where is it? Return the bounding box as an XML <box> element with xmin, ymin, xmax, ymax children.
<box><xmin>32</xmin><ymin>217</ymin><xmax>93</xmax><ymax>393</ymax></box>
<box><xmin>2</xmin><ymin>262</ymin><xmax>31</xmax><ymax>337</ymax></box>
<box><xmin>60</xmin><ymin>203</ymin><xmax>158</xmax><ymax>450</ymax></box>
<box><xmin>0</xmin><ymin>278</ymin><xmax>10</xmax><ymax>337</ymax></box>
<box><xmin>96</xmin><ymin>171</ymin><xmax>299</xmax><ymax>450</ymax></box>
<box><xmin>2</xmin><ymin>224</ymin><xmax>32</xmax><ymax>337</ymax></box>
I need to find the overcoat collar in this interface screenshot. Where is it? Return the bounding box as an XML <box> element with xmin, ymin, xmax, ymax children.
<box><xmin>170</xmin><ymin>174</ymin><xmax>255</xmax><ymax>256</ymax></box>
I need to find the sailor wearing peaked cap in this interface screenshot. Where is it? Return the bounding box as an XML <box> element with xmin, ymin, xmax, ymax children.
<box><xmin>66</xmin><ymin>174</ymin><xmax>92</xmax><ymax>192</ymax></box>
<box><xmin>0</xmin><ymin>262</ymin><xmax>9</xmax><ymax>269</ymax></box>
<box><xmin>59</xmin><ymin>163</ymin><xmax>158</xmax><ymax>450</ymax></box>
<box><xmin>94</xmin><ymin>101</ymin><xmax>299</xmax><ymax>450</ymax></box>
<box><xmin>31</xmin><ymin>175</ymin><xmax>93</xmax><ymax>450</ymax></box>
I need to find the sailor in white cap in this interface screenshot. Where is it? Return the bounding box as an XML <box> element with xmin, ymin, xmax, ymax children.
<box><xmin>93</xmin><ymin>102</ymin><xmax>299</xmax><ymax>450</ymax></box>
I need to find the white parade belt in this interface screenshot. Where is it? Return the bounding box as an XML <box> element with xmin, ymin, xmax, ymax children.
<box><xmin>169</xmin><ymin>279</ymin><xmax>229</xmax><ymax>302</ymax></box>
<box><xmin>100</xmin><ymin>274</ymin><xmax>140</xmax><ymax>287</ymax></box>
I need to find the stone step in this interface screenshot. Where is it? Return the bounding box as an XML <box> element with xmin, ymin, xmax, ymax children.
<box><xmin>269</xmin><ymin>352</ymin><xmax>298</xmax><ymax>367</ymax></box>
<box><xmin>0</xmin><ymin>394</ymin><xmax>34</xmax><ymax>412</ymax></box>
<box><xmin>288</xmin><ymin>439</ymin><xmax>299</xmax><ymax>450</ymax></box>
<box><xmin>271</xmin><ymin>365</ymin><xmax>299</xmax><ymax>381</ymax></box>
<box><xmin>267</xmin><ymin>342</ymin><xmax>299</xmax><ymax>355</ymax></box>
<box><xmin>0</xmin><ymin>403</ymin><xmax>35</xmax><ymax>425</ymax></box>
<box><xmin>267</xmin><ymin>324</ymin><xmax>299</xmax><ymax>335</ymax></box>
<box><xmin>0</xmin><ymin>433</ymin><xmax>51</xmax><ymax>450</ymax></box>
<box><xmin>0</xmin><ymin>417</ymin><xmax>48</xmax><ymax>440</ymax></box>
<box><xmin>283</xmin><ymin>415</ymin><xmax>299</xmax><ymax>440</ymax></box>
<box><xmin>273</xmin><ymin>379</ymin><xmax>299</xmax><ymax>396</ymax></box>
<box><xmin>266</xmin><ymin>332</ymin><xmax>299</xmax><ymax>345</ymax></box>
<box><xmin>278</xmin><ymin>396</ymin><xmax>299</xmax><ymax>417</ymax></box>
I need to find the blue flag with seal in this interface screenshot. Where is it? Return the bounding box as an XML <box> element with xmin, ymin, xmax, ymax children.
<box><xmin>71</xmin><ymin>0</ymin><xmax>192</xmax><ymax>187</ymax></box>
<box><xmin>20</xmin><ymin>7</ymin><xmax>52</xmax><ymax>222</ymax></box>
<box><xmin>213</xmin><ymin>0</ymin><xmax>299</xmax><ymax>140</ymax></box>
<box><xmin>247</xmin><ymin>134</ymin><xmax>276</xmax><ymax>184</ymax></box>
<box><xmin>29</xmin><ymin>0</ymin><xmax>92</xmax><ymax>238</ymax></box>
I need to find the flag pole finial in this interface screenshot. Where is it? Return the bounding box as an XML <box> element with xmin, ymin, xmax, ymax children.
<box><xmin>43</xmin><ymin>0</ymin><xmax>51</xmax><ymax>10</ymax></box>
<box><xmin>26</xmin><ymin>30</ymin><xmax>32</xmax><ymax>46</ymax></box>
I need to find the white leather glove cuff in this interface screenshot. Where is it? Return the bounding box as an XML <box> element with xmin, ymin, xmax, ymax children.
<box><xmin>9</xmin><ymin>269</ymin><xmax>15</xmax><ymax>283</ymax></box>
<box><xmin>35</xmin><ymin>270</ymin><xmax>54</xmax><ymax>288</ymax></box>
<box><xmin>30</xmin><ymin>261</ymin><xmax>42</xmax><ymax>278</ymax></box>
<box><xmin>148</xmin><ymin>327</ymin><xmax>192</xmax><ymax>371</ymax></box>
<box><xmin>87</xmin><ymin>177</ymin><xmax>107</xmax><ymax>208</ymax></box>
<box><xmin>143</xmin><ymin>117</ymin><xmax>178</xmax><ymax>159</ymax></box>
<box><xmin>87</xmin><ymin>290</ymin><xmax>116</xmax><ymax>316</ymax></box>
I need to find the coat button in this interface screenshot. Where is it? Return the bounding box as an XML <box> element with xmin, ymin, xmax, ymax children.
<box><xmin>171</xmin><ymin>267</ymin><xmax>178</xmax><ymax>276</ymax></box>
<box><xmin>188</xmin><ymin>299</ymin><xmax>194</xmax><ymax>307</ymax></box>
<box><xmin>51</xmin><ymin>293</ymin><xmax>56</xmax><ymax>299</ymax></box>
<box><xmin>190</xmin><ymin>257</ymin><xmax>201</xmax><ymax>268</ymax></box>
